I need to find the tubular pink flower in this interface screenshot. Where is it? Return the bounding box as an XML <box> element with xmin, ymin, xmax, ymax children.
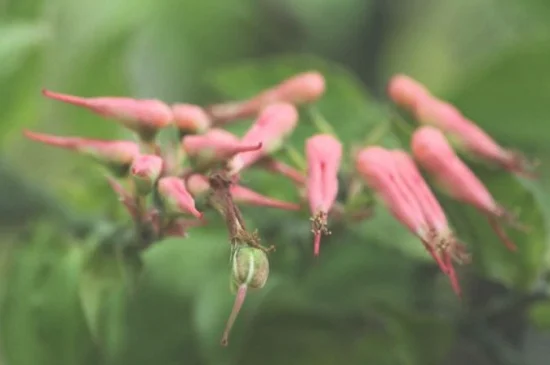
<box><xmin>391</xmin><ymin>149</ymin><xmax>470</xmax><ymax>295</ymax></box>
<box><xmin>356</xmin><ymin>146</ymin><xmax>468</xmax><ymax>296</ymax></box>
<box><xmin>207</xmin><ymin>71</ymin><xmax>325</xmax><ymax>123</ymax></box>
<box><xmin>182</xmin><ymin>128</ymin><xmax>262</xmax><ymax>168</ymax></box>
<box><xmin>42</xmin><ymin>89</ymin><xmax>173</xmax><ymax>141</ymax></box>
<box><xmin>228</xmin><ymin>103</ymin><xmax>298</xmax><ymax>175</ymax></box>
<box><xmin>157</xmin><ymin>176</ymin><xmax>202</xmax><ymax>219</ymax></box>
<box><xmin>24</xmin><ymin>130</ymin><xmax>139</xmax><ymax>175</ymax></box>
<box><xmin>412</xmin><ymin>126</ymin><xmax>521</xmax><ymax>252</ymax></box>
<box><xmin>172</xmin><ymin>104</ymin><xmax>211</xmax><ymax>135</ymax></box>
<box><xmin>393</xmin><ymin>83</ymin><xmax>538</xmax><ymax>178</ymax></box>
<box><xmin>306</xmin><ymin>134</ymin><xmax>342</xmax><ymax>256</ymax></box>
<box><xmin>186</xmin><ymin>174</ymin><xmax>300</xmax><ymax>211</ymax></box>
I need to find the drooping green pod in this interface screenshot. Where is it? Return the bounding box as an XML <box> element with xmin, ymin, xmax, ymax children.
<box><xmin>231</xmin><ymin>245</ymin><xmax>269</xmax><ymax>291</ymax></box>
<box><xmin>221</xmin><ymin>245</ymin><xmax>269</xmax><ymax>346</ymax></box>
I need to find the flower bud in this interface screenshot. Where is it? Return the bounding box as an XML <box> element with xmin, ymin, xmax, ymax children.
<box><xmin>42</xmin><ymin>89</ymin><xmax>173</xmax><ymax>141</ymax></box>
<box><xmin>221</xmin><ymin>245</ymin><xmax>269</xmax><ymax>346</ymax></box>
<box><xmin>182</xmin><ymin>129</ymin><xmax>261</xmax><ymax>169</ymax></box>
<box><xmin>356</xmin><ymin>146</ymin><xmax>466</xmax><ymax>296</ymax></box>
<box><xmin>24</xmin><ymin>130</ymin><xmax>139</xmax><ymax>176</ymax></box>
<box><xmin>306</xmin><ymin>134</ymin><xmax>342</xmax><ymax>256</ymax></box>
<box><xmin>412</xmin><ymin>95</ymin><xmax>537</xmax><ymax>178</ymax></box>
<box><xmin>228</xmin><ymin>103</ymin><xmax>298</xmax><ymax>175</ymax></box>
<box><xmin>157</xmin><ymin>176</ymin><xmax>202</xmax><ymax>219</ymax></box>
<box><xmin>172</xmin><ymin>104</ymin><xmax>211</xmax><ymax>135</ymax></box>
<box><xmin>208</xmin><ymin>71</ymin><xmax>325</xmax><ymax>123</ymax></box>
<box><xmin>131</xmin><ymin>154</ymin><xmax>164</xmax><ymax>195</ymax></box>
<box><xmin>387</xmin><ymin>74</ymin><xmax>432</xmax><ymax>110</ymax></box>
<box><xmin>412</xmin><ymin>126</ymin><xmax>520</xmax><ymax>252</ymax></box>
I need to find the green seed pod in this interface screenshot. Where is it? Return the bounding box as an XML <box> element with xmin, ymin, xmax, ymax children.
<box><xmin>231</xmin><ymin>245</ymin><xmax>269</xmax><ymax>291</ymax></box>
<box><xmin>221</xmin><ymin>245</ymin><xmax>270</xmax><ymax>347</ymax></box>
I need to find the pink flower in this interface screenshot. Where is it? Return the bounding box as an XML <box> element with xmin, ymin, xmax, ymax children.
<box><xmin>391</xmin><ymin>149</ymin><xmax>468</xmax><ymax>295</ymax></box>
<box><xmin>305</xmin><ymin>134</ymin><xmax>342</xmax><ymax>256</ymax></box>
<box><xmin>172</xmin><ymin>104</ymin><xmax>211</xmax><ymax>135</ymax></box>
<box><xmin>24</xmin><ymin>130</ymin><xmax>139</xmax><ymax>176</ymax></box>
<box><xmin>356</xmin><ymin>146</ymin><xmax>467</xmax><ymax>296</ymax></box>
<box><xmin>207</xmin><ymin>71</ymin><xmax>325</xmax><ymax>123</ymax></box>
<box><xmin>157</xmin><ymin>176</ymin><xmax>202</xmax><ymax>219</ymax></box>
<box><xmin>131</xmin><ymin>154</ymin><xmax>164</xmax><ymax>195</ymax></box>
<box><xmin>387</xmin><ymin>74</ymin><xmax>432</xmax><ymax>110</ymax></box>
<box><xmin>186</xmin><ymin>174</ymin><xmax>300</xmax><ymax>211</ymax></box>
<box><xmin>228</xmin><ymin>103</ymin><xmax>298</xmax><ymax>175</ymax></box>
<box><xmin>182</xmin><ymin>129</ymin><xmax>262</xmax><ymax>168</ymax></box>
<box><xmin>42</xmin><ymin>89</ymin><xmax>173</xmax><ymax>141</ymax></box>
<box><xmin>411</xmin><ymin>126</ymin><xmax>521</xmax><ymax>252</ymax></box>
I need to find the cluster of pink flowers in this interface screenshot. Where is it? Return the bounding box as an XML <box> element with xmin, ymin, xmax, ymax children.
<box><xmin>25</xmin><ymin>70</ymin><xmax>536</xmax><ymax>344</ymax></box>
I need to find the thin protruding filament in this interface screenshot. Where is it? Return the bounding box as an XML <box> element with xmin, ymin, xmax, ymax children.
<box><xmin>220</xmin><ymin>284</ymin><xmax>248</xmax><ymax>347</ymax></box>
<box><xmin>487</xmin><ymin>216</ymin><xmax>517</xmax><ymax>251</ymax></box>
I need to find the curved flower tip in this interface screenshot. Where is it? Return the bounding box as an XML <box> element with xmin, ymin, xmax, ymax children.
<box><xmin>412</xmin><ymin>126</ymin><xmax>520</xmax><ymax>252</ymax></box>
<box><xmin>387</xmin><ymin>74</ymin><xmax>431</xmax><ymax>110</ymax></box>
<box><xmin>501</xmin><ymin>150</ymin><xmax>540</xmax><ymax>179</ymax></box>
<box><xmin>172</xmin><ymin>104</ymin><xmax>211</xmax><ymax>135</ymax></box>
<box><xmin>42</xmin><ymin>89</ymin><xmax>173</xmax><ymax>140</ymax></box>
<box><xmin>24</xmin><ymin>129</ymin><xmax>139</xmax><ymax>175</ymax></box>
<box><xmin>228</xmin><ymin>103</ymin><xmax>298</xmax><ymax>175</ymax></box>
<box><xmin>157</xmin><ymin>176</ymin><xmax>203</xmax><ymax>219</ymax></box>
<box><xmin>182</xmin><ymin>128</ymin><xmax>263</xmax><ymax>166</ymax></box>
<box><xmin>131</xmin><ymin>154</ymin><xmax>164</xmax><ymax>195</ymax></box>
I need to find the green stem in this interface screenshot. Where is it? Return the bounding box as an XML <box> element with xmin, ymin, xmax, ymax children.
<box><xmin>307</xmin><ymin>107</ymin><xmax>337</xmax><ymax>137</ymax></box>
<box><xmin>284</xmin><ymin>145</ymin><xmax>307</xmax><ymax>171</ymax></box>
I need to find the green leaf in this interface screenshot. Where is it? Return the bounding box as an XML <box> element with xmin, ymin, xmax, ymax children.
<box><xmin>0</xmin><ymin>223</ymin><xmax>99</xmax><ymax>365</ymax></box>
<box><xmin>450</xmin><ymin>39</ymin><xmax>550</xmax><ymax>152</ymax></box>
<box><xmin>78</xmin><ymin>234</ymin><xmax>142</xmax><ymax>359</ymax></box>
<box><xmin>441</xmin><ymin>169</ymin><xmax>547</xmax><ymax>290</ymax></box>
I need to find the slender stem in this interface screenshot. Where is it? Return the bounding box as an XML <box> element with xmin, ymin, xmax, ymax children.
<box><xmin>220</xmin><ymin>284</ymin><xmax>248</xmax><ymax>346</ymax></box>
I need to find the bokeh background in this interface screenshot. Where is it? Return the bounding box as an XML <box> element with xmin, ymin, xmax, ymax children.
<box><xmin>1</xmin><ymin>0</ymin><xmax>550</xmax><ymax>364</ymax></box>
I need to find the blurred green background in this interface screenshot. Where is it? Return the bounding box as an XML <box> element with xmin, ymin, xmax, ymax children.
<box><xmin>2</xmin><ymin>0</ymin><xmax>550</xmax><ymax>364</ymax></box>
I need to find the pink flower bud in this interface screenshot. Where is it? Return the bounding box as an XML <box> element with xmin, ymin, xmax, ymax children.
<box><xmin>207</xmin><ymin>72</ymin><xmax>325</xmax><ymax>123</ymax></box>
<box><xmin>42</xmin><ymin>89</ymin><xmax>173</xmax><ymax>141</ymax></box>
<box><xmin>306</xmin><ymin>134</ymin><xmax>342</xmax><ymax>256</ymax></box>
<box><xmin>182</xmin><ymin>129</ymin><xmax>262</xmax><ymax>168</ymax></box>
<box><xmin>172</xmin><ymin>104</ymin><xmax>211</xmax><ymax>134</ymax></box>
<box><xmin>391</xmin><ymin>149</ymin><xmax>468</xmax><ymax>295</ymax></box>
<box><xmin>412</xmin><ymin>126</ymin><xmax>520</xmax><ymax>252</ymax></box>
<box><xmin>24</xmin><ymin>130</ymin><xmax>139</xmax><ymax>176</ymax></box>
<box><xmin>130</xmin><ymin>154</ymin><xmax>164</xmax><ymax>195</ymax></box>
<box><xmin>228</xmin><ymin>103</ymin><xmax>298</xmax><ymax>175</ymax></box>
<box><xmin>387</xmin><ymin>74</ymin><xmax>431</xmax><ymax>109</ymax></box>
<box><xmin>157</xmin><ymin>176</ymin><xmax>202</xmax><ymax>219</ymax></box>
<box><xmin>413</xmin><ymin>96</ymin><xmax>536</xmax><ymax>178</ymax></box>
<box><xmin>356</xmin><ymin>146</ymin><xmax>466</xmax><ymax>296</ymax></box>
<box><xmin>186</xmin><ymin>174</ymin><xmax>300</xmax><ymax>211</ymax></box>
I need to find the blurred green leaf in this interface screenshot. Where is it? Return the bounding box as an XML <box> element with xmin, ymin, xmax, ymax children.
<box><xmin>529</xmin><ymin>300</ymin><xmax>550</xmax><ymax>330</ymax></box>
<box><xmin>0</xmin><ymin>223</ymin><xmax>98</xmax><ymax>365</ymax></box>
<box><xmin>450</xmin><ymin>40</ymin><xmax>550</xmax><ymax>152</ymax></box>
<box><xmin>78</xmin><ymin>234</ymin><xmax>142</xmax><ymax>359</ymax></box>
<box><xmin>0</xmin><ymin>21</ymin><xmax>49</xmax><ymax>80</ymax></box>
<box><xmin>442</xmin><ymin>169</ymin><xmax>547</xmax><ymax>290</ymax></box>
